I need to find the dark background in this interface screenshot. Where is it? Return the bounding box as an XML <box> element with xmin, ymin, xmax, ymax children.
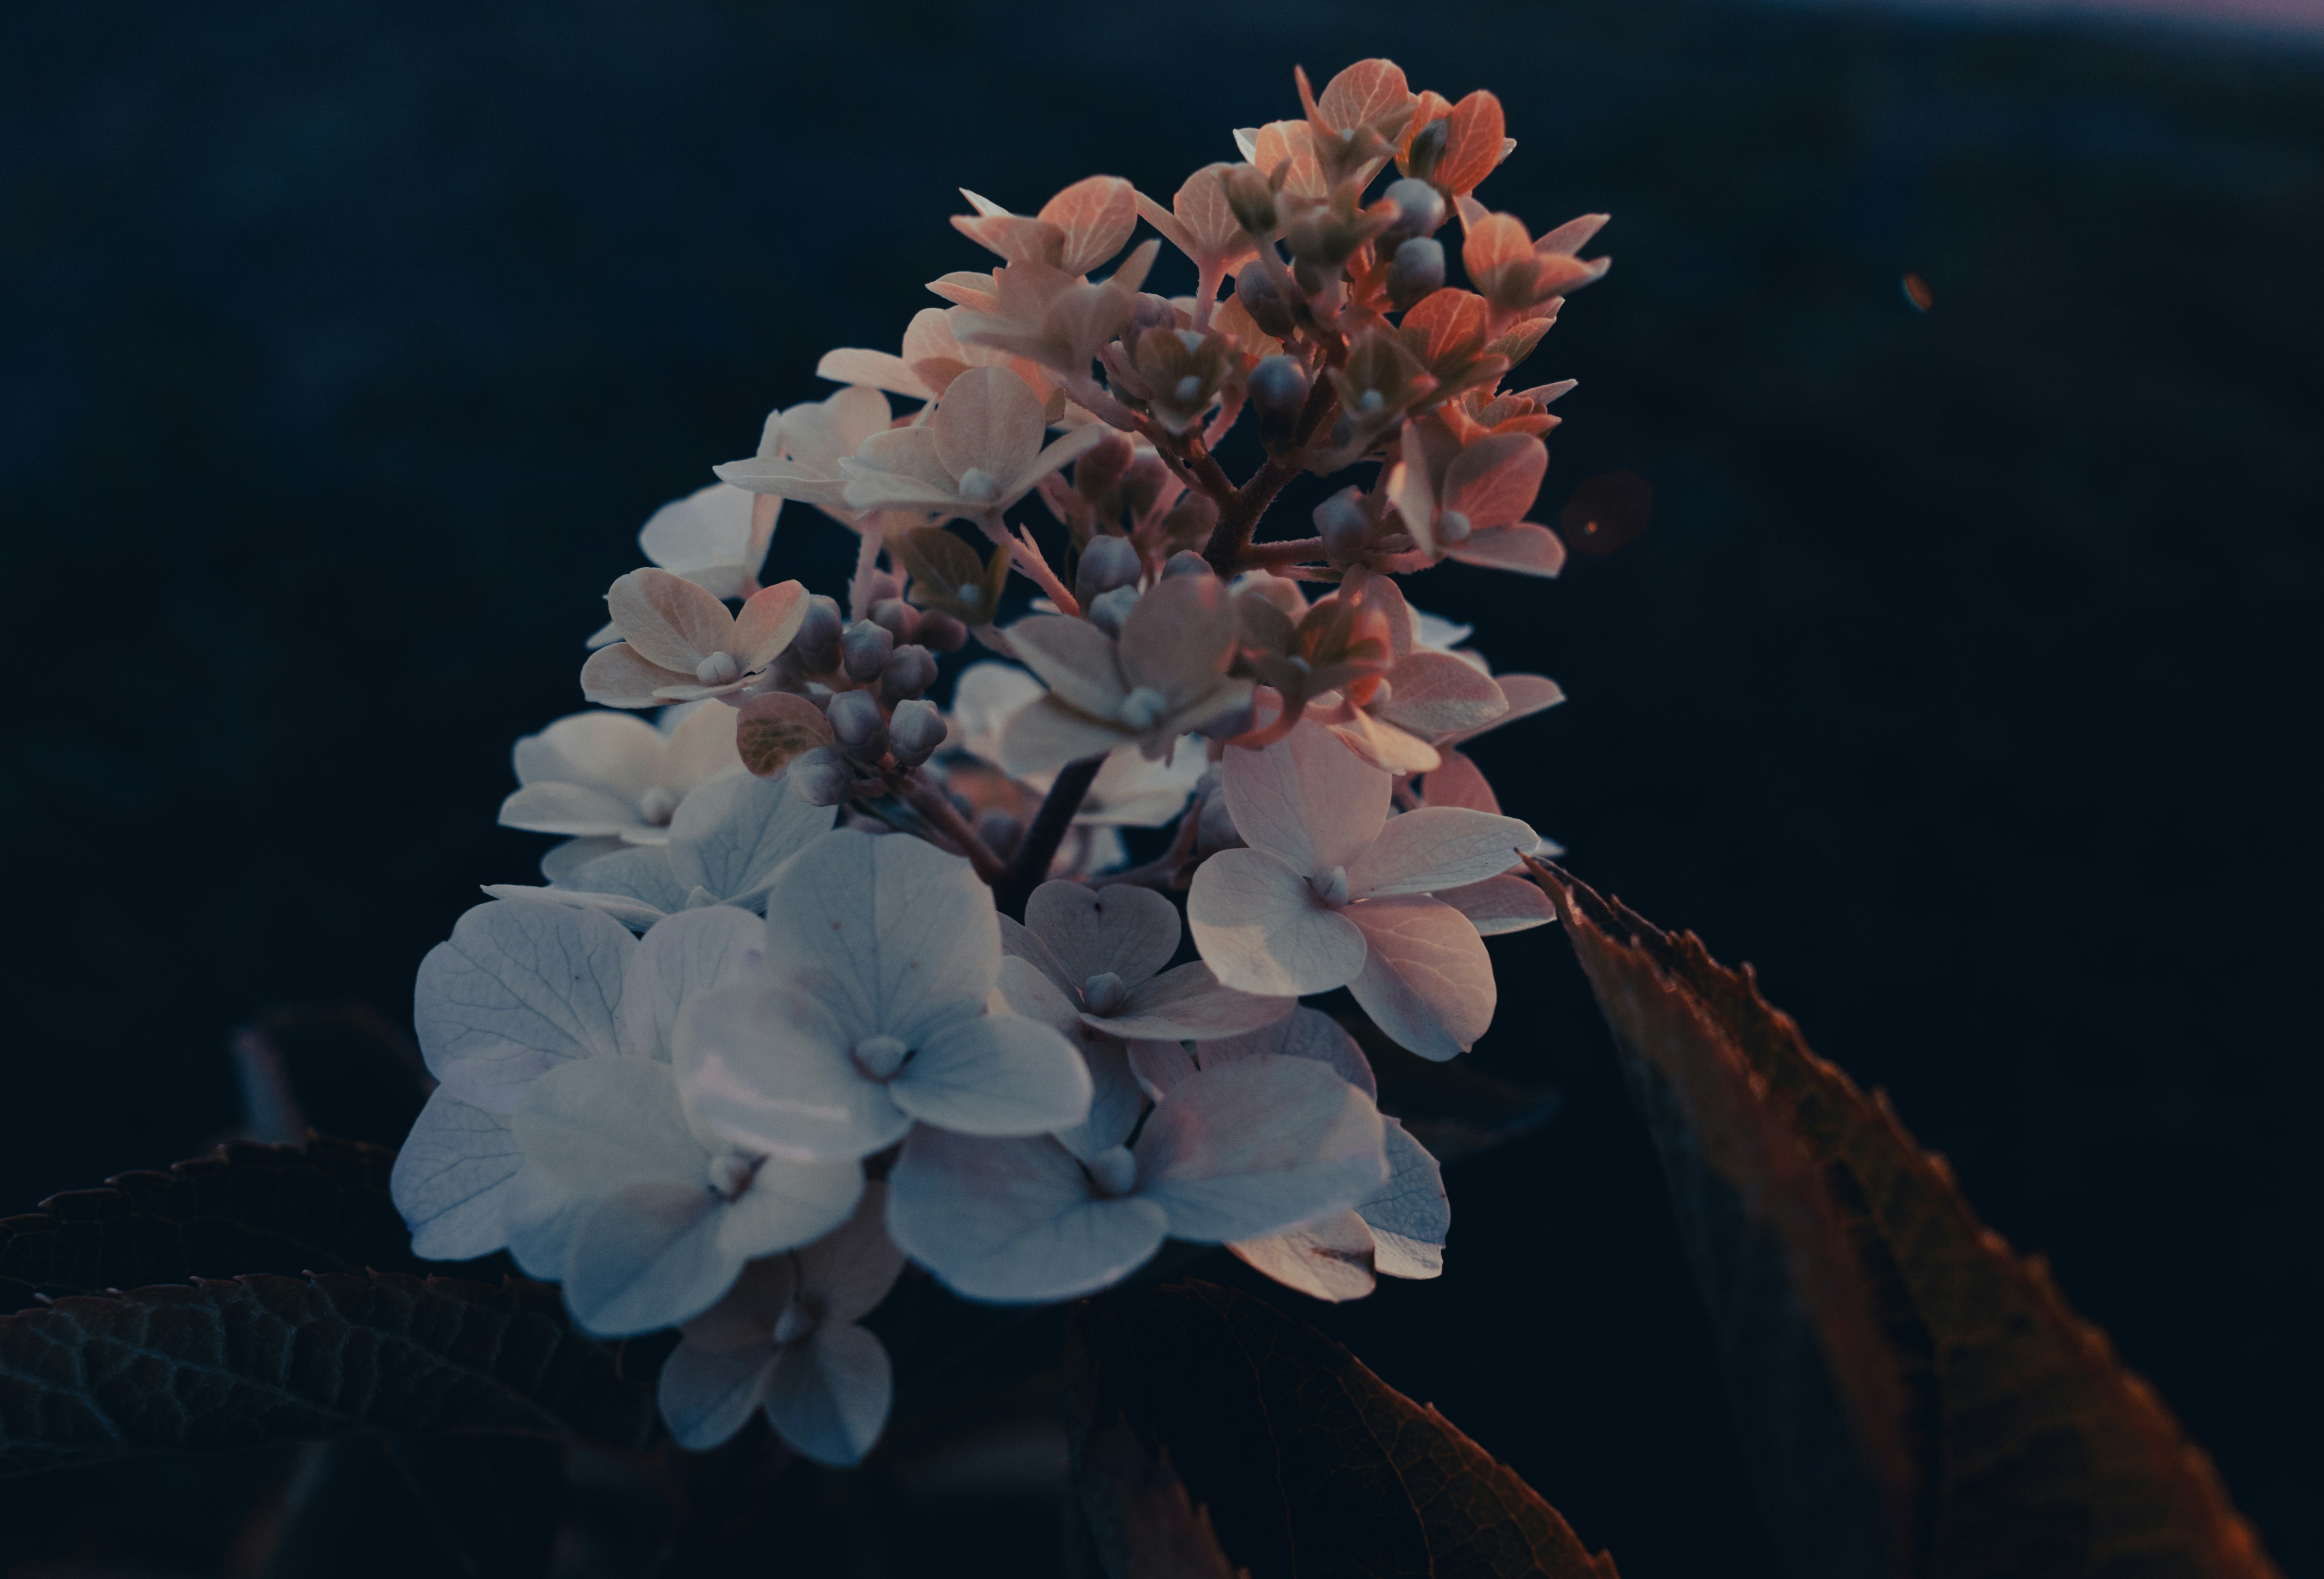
<box><xmin>3</xmin><ymin>0</ymin><xmax>2319</xmax><ymax>1574</ymax></box>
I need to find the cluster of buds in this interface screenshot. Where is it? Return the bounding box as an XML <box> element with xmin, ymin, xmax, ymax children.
<box><xmin>413</xmin><ymin>56</ymin><xmax>1608</xmax><ymax>1469</ymax></box>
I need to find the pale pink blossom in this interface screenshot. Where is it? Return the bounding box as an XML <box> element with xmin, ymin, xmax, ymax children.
<box><xmin>581</xmin><ymin>570</ymin><xmax>810</xmax><ymax>708</ymax></box>
<box><xmin>838</xmin><ymin>366</ymin><xmax>1107</xmax><ymax>521</ymax></box>
<box><xmin>498</xmin><ymin>704</ymin><xmax>739</xmax><ymax>848</ymax></box>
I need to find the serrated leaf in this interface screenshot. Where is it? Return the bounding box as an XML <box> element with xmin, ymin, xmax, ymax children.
<box><xmin>0</xmin><ymin>1137</ymin><xmax>442</xmax><ymax>1314</ymax></box>
<box><xmin>1068</xmin><ymin>1279</ymin><xmax>1619</xmax><ymax>1579</ymax></box>
<box><xmin>0</xmin><ymin>1271</ymin><xmax>661</xmax><ymax>1475</ymax></box>
<box><xmin>1529</xmin><ymin>858</ymin><xmax>2282</xmax><ymax>1579</ymax></box>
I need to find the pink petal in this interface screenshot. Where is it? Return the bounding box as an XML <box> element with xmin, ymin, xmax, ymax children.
<box><xmin>1102</xmin><ymin>962</ymin><xmax>1296</xmax><ymax>1041</ymax></box>
<box><xmin>1230</xmin><ymin>1212</ymin><xmax>1378</xmax><ymax>1302</ymax></box>
<box><xmin>1221</xmin><ymin>718</ymin><xmax>1390</xmax><ymax>874</ymax></box>
<box><xmin>730</xmin><ymin>580</ymin><xmax>809</xmax><ymax>672</ymax></box>
<box><xmin>1344</xmin><ymin>806</ymin><xmax>1538</xmax><ymax>897</ymax></box>
<box><xmin>1345</xmin><ymin>896</ymin><xmax>1495</xmax><ymax>1060</ymax></box>
<box><xmin>1375</xmin><ymin>652</ymin><xmax>1508</xmax><ymax>737</ymax></box>
<box><xmin>1187</xmin><ymin>847</ymin><xmax>1368</xmax><ymax>998</ymax></box>
<box><xmin>1003</xmin><ymin>616</ymin><xmax>1128</xmax><ymax>718</ymax></box>
<box><xmin>1194</xmin><ymin>1005</ymin><xmax>1376</xmax><ymax>1101</ymax></box>
<box><xmin>1432</xmin><ymin>874</ymin><xmax>1558</xmax><ymax>936</ymax></box>
<box><xmin>1441</xmin><ymin>433</ymin><xmax>1546</xmax><ymax>532</ymax></box>
<box><xmin>1118</xmin><ymin>574</ymin><xmax>1240</xmax><ymax>703</ymax></box>
<box><xmin>998</xmin><ymin>695</ymin><xmax>1130</xmax><ymax>777</ymax></box>
<box><xmin>607</xmin><ymin>568</ymin><xmax>734</xmax><ymax>674</ymax></box>
<box><xmin>1134</xmin><ymin>1055</ymin><xmax>1386</xmax><ymax>1243</ymax></box>
<box><xmin>794</xmin><ymin>1182</ymin><xmax>906</xmax><ymax>1327</ymax></box>
<box><xmin>1419</xmin><ymin>749</ymin><xmax>1500</xmax><ymax>813</ymax></box>
<box><xmin>1025</xmin><ymin>880</ymin><xmax>1180</xmax><ymax>988</ymax></box>
<box><xmin>1448</xmin><ymin>522</ymin><xmax>1567</xmax><ymax>578</ymax></box>
<box><xmin>814</xmin><ymin>347</ymin><xmax>934</xmax><ymax>400</ymax></box>
<box><xmin>1037</xmin><ymin>175</ymin><xmax>1137</xmax><ymax>276</ymax></box>
<box><xmin>929</xmin><ymin>365</ymin><xmax>1043</xmax><ymax>488</ymax></box>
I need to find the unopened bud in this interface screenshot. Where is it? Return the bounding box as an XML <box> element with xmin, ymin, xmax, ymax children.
<box><xmin>826</xmin><ymin>689</ymin><xmax>889</xmax><ymax>758</ymax></box>
<box><xmin>1161</xmin><ymin>492</ymin><xmax>1218</xmax><ymax>555</ymax></box>
<box><xmin>887</xmin><ymin>698</ymin><xmax>947</xmax><ymax>766</ymax></box>
<box><xmin>869</xmin><ymin>598</ymin><xmax>921</xmax><ymax>643</ymax></box>
<box><xmin>1435</xmin><ymin>509</ymin><xmax>1473</xmax><ymax>545</ymax></box>
<box><xmin>693</xmin><ymin>650</ymin><xmax>741</xmax><ymax>687</ymax></box>
<box><xmin>1247</xmin><ymin>355</ymin><xmax>1310</xmax><ymax>447</ymax></box>
<box><xmin>840</xmin><ymin>619</ymin><xmax>894</xmax><ymax>682</ymax></box>
<box><xmin>1406</xmin><ymin>118</ymin><xmax>1450</xmax><ymax>183</ymax></box>
<box><xmin>976</xmin><ymin>809</ymin><xmax>1024</xmax><ymax>860</ymax></box>
<box><xmin>793</xmin><ymin>595</ymin><xmax>844</xmax><ymax>670</ymax></box>
<box><xmin>1126</xmin><ymin>292</ymin><xmax>1179</xmax><ymax>341</ymax></box>
<box><xmin>1315</xmin><ymin>486</ymin><xmax>1373</xmax><ymax>565</ymax></box>
<box><xmin>1076</xmin><ymin>535</ymin><xmax>1144</xmax><ymax>605</ymax></box>
<box><xmin>857</xmin><ymin>569</ymin><xmax>905</xmax><ymax>608</ymax></box>
<box><xmin>1223</xmin><ymin>165</ymin><xmax>1277</xmax><ymax>233</ymax></box>
<box><xmin>881</xmin><ymin>643</ymin><xmax>938</xmax><ymax>699</ymax></box>
<box><xmin>790</xmin><ymin>746</ymin><xmax>853</xmax><ymax>807</ymax></box>
<box><xmin>1386</xmin><ymin>236</ymin><xmax>1445</xmax><ymax>311</ymax></box>
<box><xmin>1088</xmin><ymin>583</ymin><xmax>1142</xmax><ymax>638</ymax></box>
<box><xmin>916</xmin><ymin>609</ymin><xmax>969</xmax><ymax>651</ymax></box>
<box><xmin>1376</xmin><ymin>178</ymin><xmax>1445</xmax><ymax>253</ymax></box>
<box><xmin>1235</xmin><ymin>265</ymin><xmax>1295</xmax><ymax>339</ymax></box>
<box><xmin>1162</xmin><ymin>550</ymin><xmax>1213</xmax><ymax>580</ymax></box>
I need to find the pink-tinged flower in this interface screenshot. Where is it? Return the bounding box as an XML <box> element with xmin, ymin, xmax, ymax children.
<box><xmin>1387</xmin><ymin>425</ymin><xmax>1569</xmax><ymax>578</ymax></box>
<box><xmin>1128</xmin><ymin>1010</ymin><xmax>1448</xmax><ymax>1303</ymax></box>
<box><xmin>712</xmin><ymin>386</ymin><xmax>894</xmax><ymax>528</ymax></box>
<box><xmin>949</xmin><ymin>664</ymin><xmax>1207</xmax><ymax>830</ymax></box>
<box><xmin>499</xmin><ymin>704</ymin><xmax>739</xmax><ymax>848</ymax></box>
<box><xmin>1457</xmin><ymin>201</ymin><xmax>1610</xmax><ymax>322</ymax></box>
<box><xmin>581</xmin><ymin>570</ymin><xmax>810</xmax><ymax>708</ymax></box>
<box><xmin>1398</xmin><ymin>88</ymin><xmax>1515</xmax><ymax>200</ymax></box>
<box><xmin>811</xmin><ymin>306</ymin><xmax>1052</xmax><ymax>411</ymax></box>
<box><xmin>997</xmin><ymin>576</ymin><xmax>1252</xmax><ymax>774</ymax></box>
<box><xmin>885</xmin><ymin>1050</ymin><xmax>1385</xmax><ymax>1303</ymax></box>
<box><xmin>952</xmin><ymin>176</ymin><xmax>1139</xmax><ymax>277</ymax></box>
<box><xmin>674</xmin><ymin>828</ymin><xmax>1093</xmax><ymax>1165</ymax></box>
<box><xmin>1186</xmin><ymin>720</ymin><xmax>1541</xmax><ymax>1059</ymax></box>
<box><xmin>1315</xmin><ymin>574</ymin><xmax>1508</xmax><ymax>773</ymax></box>
<box><xmin>1135</xmin><ymin>164</ymin><xmax>1260</xmax><ymax>324</ymax></box>
<box><xmin>838</xmin><ymin>366</ymin><xmax>1108</xmax><ymax>520</ymax></box>
<box><xmin>997</xmin><ymin>880</ymin><xmax>1294</xmax><ymax>1046</ymax></box>
<box><xmin>948</xmin><ymin>242</ymin><xmax>1161</xmax><ymax>378</ymax></box>
<box><xmin>584</xmin><ymin>484</ymin><xmax>776</xmax><ymax>647</ymax></box>
<box><xmin>657</xmin><ymin>1184</ymin><xmax>905</xmax><ymax>1465</ymax></box>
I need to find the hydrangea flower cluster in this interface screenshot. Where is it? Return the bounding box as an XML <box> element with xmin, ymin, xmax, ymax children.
<box><xmin>394</xmin><ymin>57</ymin><xmax>1597</xmax><ymax>1468</ymax></box>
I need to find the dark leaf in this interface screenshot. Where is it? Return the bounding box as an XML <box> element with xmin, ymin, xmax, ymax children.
<box><xmin>1529</xmin><ymin>858</ymin><xmax>2282</xmax><ymax>1579</ymax></box>
<box><xmin>258</xmin><ymin>1436</ymin><xmax>567</xmax><ymax>1579</ymax></box>
<box><xmin>1068</xmin><ymin>1279</ymin><xmax>1619</xmax><ymax>1579</ymax></box>
<box><xmin>1554</xmin><ymin>471</ymin><xmax>1650</xmax><ymax>557</ymax></box>
<box><xmin>0</xmin><ymin>1271</ymin><xmax>661</xmax><ymax>1475</ymax></box>
<box><xmin>0</xmin><ymin>1136</ymin><xmax>455</xmax><ymax>1314</ymax></box>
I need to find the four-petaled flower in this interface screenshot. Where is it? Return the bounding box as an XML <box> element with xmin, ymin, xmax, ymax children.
<box><xmin>498</xmin><ymin>705</ymin><xmax>740</xmax><ymax>860</ymax></box>
<box><xmin>838</xmin><ymin>366</ymin><xmax>1107</xmax><ymax>522</ymax></box>
<box><xmin>582</xmin><ymin>569</ymin><xmax>811</xmax><ymax>707</ymax></box>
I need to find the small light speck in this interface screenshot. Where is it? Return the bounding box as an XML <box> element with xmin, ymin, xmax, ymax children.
<box><xmin>1902</xmin><ymin>272</ymin><xmax>1935</xmax><ymax>312</ymax></box>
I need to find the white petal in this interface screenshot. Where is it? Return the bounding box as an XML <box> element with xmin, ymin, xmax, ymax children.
<box><xmin>414</xmin><ymin>900</ymin><xmax>634</xmax><ymax>1111</ymax></box>
<box><xmin>1230</xmin><ymin>1212</ymin><xmax>1377</xmax><ymax>1303</ymax></box>
<box><xmin>996</xmin><ymin>920</ymin><xmax>1079</xmax><ymax>1005</ymax></box>
<box><xmin>1344</xmin><ymin>807</ymin><xmax>1539</xmax><ymax>897</ymax></box>
<box><xmin>1222</xmin><ymin>719</ymin><xmax>1390</xmax><ymax>873</ymax></box>
<box><xmin>1078</xmin><ymin>740</ymin><xmax>1205</xmax><ymax>826</ymax></box>
<box><xmin>676</xmin><ymin>977</ymin><xmax>910</xmax><ymax>1163</ymax></box>
<box><xmin>657</xmin><ymin>1339</ymin><xmax>775</xmax><ymax>1450</ymax></box>
<box><xmin>480</xmin><ymin>882</ymin><xmax>671</xmax><ymax>933</ymax></box>
<box><xmin>667</xmin><ymin>769</ymin><xmax>838</xmax><ymax>906</ymax></box>
<box><xmin>498</xmin><ymin>782</ymin><xmax>649</xmax><ymax>840</ymax></box>
<box><xmin>1134</xmin><ymin>1056</ymin><xmax>1386</xmax><ymax>1243</ymax></box>
<box><xmin>507</xmin><ymin>1058</ymin><xmax>705</xmax><ymax>1207</ymax></box>
<box><xmin>558</xmin><ymin>844</ymin><xmax>693</xmax><ymax>915</ymax></box>
<box><xmin>763</xmin><ymin>1324</ymin><xmax>893</xmax><ymax>1467</ymax></box>
<box><xmin>1344</xmin><ymin>896</ymin><xmax>1495</xmax><ymax>1060</ymax></box>
<box><xmin>513</xmin><ymin>711</ymin><xmax>664</xmax><ymax>801</ymax></box>
<box><xmin>1023</xmin><ymin>880</ymin><xmax>1179</xmax><ymax>988</ymax></box>
<box><xmin>998</xmin><ymin>696</ymin><xmax>1131</xmax><ymax>776</ymax></box>
<box><xmin>891</xmin><ymin>1014</ymin><xmax>1093</xmax><ymax>1137</ymax></box>
<box><xmin>795</xmin><ymin>1182</ymin><xmax>906</xmax><ymax>1326</ymax></box>
<box><xmin>607</xmin><ymin>569</ymin><xmax>734</xmax><ymax>673</ymax></box>
<box><xmin>621</xmin><ymin>904</ymin><xmax>766</xmax><ymax>1063</ymax></box>
<box><xmin>1126</xmin><ymin>1038</ymin><xmax>1198</xmax><ymax>1102</ymax></box>
<box><xmin>582</xmin><ymin>643</ymin><xmax>696</xmax><ymax>709</ymax></box>
<box><xmin>1186</xmin><ymin>848</ymin><xmax>1367</xmax><ymax>997</ymax></box>
<box><xmin>928</xmin><ymin>365</ymin><xmax>1043</xmax><ymax>492</ymax></box>
<box><xmin>541</xmin><ymin>835</ymin><xmax>627</xmax><ymax>883</ymax></box>
<box><xmin>1101</xmin><ymin>962</ymin><xmax>1296</xmax><ymax>1041</ymax></box>
<box><xmin>563</xmin><ymin>1182</ymin><xmax>740</xmax><ymax>1335</ymax></box>
<box><xmin>1361</xmin><ymin>1119</ymin><xmax>1449</xmax><ymax>1279</ymax></box>
<box><xmin>1052</xmin><ymin>1035</ymin><xmax>1145</xmax><ymax>1162</ymax></box>
<box><xmin>679</xmin><ymin>1256</ymin><xmax>795</xmax><ymax>1353</ymax></box>
<box><xmin>1431</xmin><ymin>873</ymin><xmax>1557</xmax><ymax>936</ymax></box>
<box><xmin>948</xmin><ymin>663</ymin><xmax>1045</xmax><ymax>766</ymax></box>
<box><xmin>887</xmin><ymin>1129</ymin><xmax>1168</xmax><ymax>1302</ymax></box>
<box><xmin>662</xmin><ymin>699</ymin><xmax>744</xmax><ymax>792</ymax></box>
<box><xmin>717</xmin><ymin>1156</ymin><xmax>867</xmax><ymax>1268</ymax></box>
<box><xmin>1194</xmin><ymin>1005</ymin><xmax>1376</xmax><ymax>1101</ymax></box>
<box><xmin>1003</xmin><ymin>617</ymin><xmax>1127</xmax><ymax>719</ymax></box>
<box><xmin>390</xmin><ymin>1089</ymin><xmax>524</xmax><ymax>1261</ymax></box>
<box><xmin>758</xmin><ymin>828</ymin><xmax>998</xmax><ymax>1046</ymax></box>
<box><xmin>639</xmin><ymin>482</ymin><xmax>757</xmax><ymax>574</ymax></box>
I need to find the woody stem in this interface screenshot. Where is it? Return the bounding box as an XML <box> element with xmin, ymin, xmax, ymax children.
<box><xmin>992</xmin><ymin>754</ymin><xmax>1106</xmax><ymax>920</ymax></box>
<box><xmin>886</xmin><ymin>767</ymin><xmax>1010</xmax><ymax>883</ymax></box>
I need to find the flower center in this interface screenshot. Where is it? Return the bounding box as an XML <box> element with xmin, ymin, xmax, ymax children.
<box><xmin>956</xmin><ymin>581</ymin><xmax>985</xmax><ymax>605</ymax></box>
<box><xmin>1435</xmin><ymin>509</ymin><xmax>1473</xmax><ymax>545</ymax></box>
<box><xmin>1085</xmin><ymin>1145</ymin><xmax>1137</xmax><ymax>1197</ymax></box>
<box><xmin>771</xmin><ymin>1300</ymin><xmax>819</xmax><ymax>1346</ymax></box>
<box><xmin>695</xmin><ymin>650</ymin><xmax>741</xmax><ymax>685</ymax></box>
<box><xmin>639</xmin><ymin>785</ymin><xmax>680</xmax><ymax>825</ymax></box>
<box><xmin>958</xmin><ymin>467</ymin><xmax>1001</xmax><ymax>505</ymax></box>
<box><xmin>851</xmin><ymin>1033</ymin><xmax>911</xmax><ymax>1081</ymax></box>
<box><xmin>707</xmin><ymin>1150</ymin><xmax>763</xmax><ymax>1202</ymax></box>
<box><xmin>1173</xmin><ymin>374</ymin><xmax>1204</xmax><ymax>403</ymax></box>
<box><xmin>1117</xmin><ymin>686</ymin><xmax>1169</xmax><ymax>731</ymax></box>
<box><xmin>1308</xmin><ymin>865</ymin><xmax>1350</xmax><ymax>908</ymax></box>
<box><xmin>1082</xmin><ymin>970</ymin><xmax>1128</xmax><ymax>1015</ymax></box>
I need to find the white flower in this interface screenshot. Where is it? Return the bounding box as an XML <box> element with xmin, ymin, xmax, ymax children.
<box><xmin>1130</xmin><ymin>1010</ymin><xmax>1448</xmax><ymax>1303</ymax></box>
<box><xmin>996</xmin><ymin>880</ymin><xmax>1294</xmax><ymax>1043</ymax></box>
<box><xmin>658</xmin><ymin>1183</ymin><xmax>905</xmax><ymax>1465</ymax></box>
<box><xmin>585</xmin><ymin>482</ymin><xmax>776</xmax><ymax>645</ymax></box>
<box><xmin>390</xmin><ymin>901</ymin><xmax>863</xmax><ymax>1336</ymax></box>
<box><xmin>838</xmin><ymin>366</ymin><xmax>1106</xmax><ymax>520</ymax></box>
<box><xmin>1185</xmin><ymin>720</ymin><xmax>1541</xmax><ymax>1059</ymax></box>
<box><xmin>948</xmin><ymin>663</ymin><xmax>1206</xmax><ymax>828</ymax></box>
<box><xmin>580</xmin><ymin>570</ymin><xmax>810</xmax><ymax>709</ymax></box>
<box><xmin>498</xmin><ymin>704</ymin><xmax>740</xmax><ymax>849</ymax></box>
<box><xmin>484</xmin><ymin>768</ymin><xmax>836</xmax><ymax>931</ymax></box>
<box><xmin>674</xmin><ymin>828</ymin><xmax>1093</xmax><ymax>1164</ymax></box>
<box><xmin>714</xmin><ymin>385</ymin><xmax>895</xmax><ymax>534</ymax></box>
<box><xmin>886</xmin><ymin>1049</ymin><xmax>1386</xmax><ymax>1303</ymax></box>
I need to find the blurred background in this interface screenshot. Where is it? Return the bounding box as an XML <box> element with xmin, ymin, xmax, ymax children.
<box><xmin>2</xmin><ymin>0</ymin><xmax>2319</xmax><ymax>1573</ymax></box>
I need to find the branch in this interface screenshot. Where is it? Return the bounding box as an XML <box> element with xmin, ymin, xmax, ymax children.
<box><xmin>991</xmin><ymin>754</ymin><xmax>1107</xmax><ymax>920</ymax></box>
<box><xmin>884</xmin><ymin>767</ymin><xmax>1011</xmax><ymax>883</ymax></box>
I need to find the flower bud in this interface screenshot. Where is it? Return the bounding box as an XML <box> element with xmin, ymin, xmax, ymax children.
<box><xmin>1376</xmin><ymin>178</ymin><xmax>1445</xmax><ymax>253</ymax></box>
<box><xmin>793</xmin><ymin>595</ymin><xmax>844</xmax><ymax>671</ymax></box>
<box><xmin>1126</xmin><ymin>292</ymin><xmax>1180</xmax><ymax>342</ymax></box>
<box><xmin>857</xmin><ymin>569</ymin><xmax>905</xmax><ymax>608</ymax></box>
<box><xmin>1235</xmin><ymin>264</ymin><xmax>1295</xmax><ymax>339</ymax></box>
<box><xmin>915</xmin><ymin>609</ymin><xmax>969</xmax><ymax>652</ymax></box>
<box><xmin>869</xmin><ymin>598</ymin><xmax>921</xmax><ymax>643</ymax></box>
<box><xmin>790</xmin><ymin>746</ymin><xmax>853</xmax><ymax>807</ymax></box>
<box><xmin>1223</xmin><ymin>165</ymin><xmax>1277</xmax><ymax>234</ymax></box>
<box><xmin>840</xmin><ymin>619</ymin><xmax>894</xmax><ymax>682</ymax></box>
<box><xmin>1386</xmin><ymin>236</ymin><xmax>1445</xmax><ymax>311</ymax></box>
<box><xmin>1435</xmin><ymin>509</ymin><xmax>1473</xmax><ymax>545</ymax></box>
<box><xmin>1162</xmin><ymin>549</ymin><xmax>1213</xmax><ymax>580</ymax></box>
<box><xmin>1315</xmin><ymin>486</ymin><xmax>1373</xmax><ymax>565</ymax></box>
<box><xmin>976</xmin><ymin>809</ymin><xmax>1024</xmax><ymax>860</ymax></box>
<box><xmin>1406</xmin><ymin>118</ymin><xmax>1450</xmax><ymax>183</ymax></box>
<box><xmin>1088</xmin><ymin>584</ymin><xmax>1142</xmax><ymax>638</ymax></box>
<box><xmin>1247</xmin><ymin>354</ymin><xmax>1310</xmax><ymax>447</ymax></box>
<box><xmin>1076</xmin><ymin>535</ymin><xmax>1144</xmax><ymax>606</ymax></box>
<box><xmin>881</xmin><ymin>643</ymin><xmax>939</xmax><ymax>699</ymax></box>
<box><xmin>826</xmin><ymin>689</ymin><xmax>890</xmax><ymax>759</ymax></box>
<box><xmin>887</xmin><ymin>698</ymin><xmax>948</xmax><ymax>766</ymax></box>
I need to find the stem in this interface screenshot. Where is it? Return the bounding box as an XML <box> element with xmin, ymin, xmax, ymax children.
<box><xmin>1244</xmin><ymin>536</ymin><xmax>1326</xmax><ymax>567</ymax></box>
<box><xmin>974</xmin><ymin>510</ymin><xmax>1081</xmax><ymax>614</ymax></box>
<box><xmin>847</xmin><ymin>526</ymin><xmax>884</xmax><ymax>621</ymax></box>
<box><xmin>886</xmin><ymin>767</ymin><xmax>1010</xmax><ymax>882</ymax></box>
<box><xmin>992</xmin><ymin>754</ymin><xmax>1106</xmax><ymax>919</ymax></box>
<box><xmin>1091</xmin><ymin>807</ymin><xmax>1204</xmax><ymax>892</ymax></box>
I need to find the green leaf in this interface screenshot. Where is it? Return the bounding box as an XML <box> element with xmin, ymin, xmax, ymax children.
<box><xmin>0</xmin><ymin>1137</ymin><xmax>444</xmax><ymax>1314</ymax></box>
<box><xmin>0</xmin><ymin>1271</ymin><xmax>661</xmax><ymax>1475</ymax></box>
<box><xmin>1529</xmin><ymin>858</ymin><xmax>2283</xmax><ymax>1579</ymax></box>
<box><xmin>1068</xmin><ymin>1278</ymin><xmax>1620</xmax><ymax>1579</ymax></box>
